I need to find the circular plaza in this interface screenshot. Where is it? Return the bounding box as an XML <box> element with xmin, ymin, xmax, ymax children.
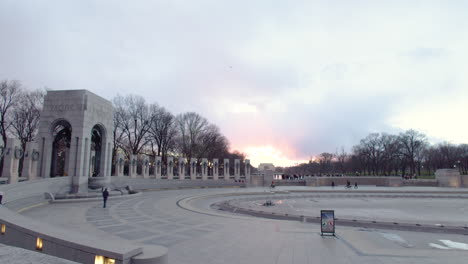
<box><xmin>4</xmin><ymin>184</ymin><xmax>468</xmax><ymax>264</ymax></box>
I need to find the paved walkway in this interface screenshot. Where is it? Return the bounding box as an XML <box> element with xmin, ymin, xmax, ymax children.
<box><xmin>18</xmin><ymin>187</ymin><xmax>468</xmax><ymax>264</ymax></box>
<box><xmin>0</xmin><ymin>243</ymin><xmax>79</xmax><ymax>264</ymax></box>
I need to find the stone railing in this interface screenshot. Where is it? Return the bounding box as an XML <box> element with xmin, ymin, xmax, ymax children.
<box><xmin>114</xmin><ymin>154</ymin><xmax>251</xmax><ymax>182</ymax></box>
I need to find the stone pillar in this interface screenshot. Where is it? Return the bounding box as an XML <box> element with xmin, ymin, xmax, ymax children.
<box><xmin>142</xmin><ymin>156</ymin><xmax>149</xmax><ymax>178</ymax></box>
<box><xmin>224</xmin><ymin>159</ymin><xmax>230</xmax><ymax>180</ymax></box>
<box><xmin>81</xmin><ymin>137</ymin><xmax>90</xmax><ymax>178</ymax></box>
<box><xmin>234</xmin><ymin>159</ymin><xmax>240</xmax><ymax>181</ymax></box>
<box><xmin>99</xmin><ymin>137</ymin><xmax>112</xmax><ymax>177</ymax></box>
<box><xmin>115</xmin><ymin>153</ymin><xmax>125</xmax><ymax>176</ymax></box>
<box><xmin>89</xmin><ymin>150</ymin><xmax>96</xmax><ymax>177</ymax></box>
<box><xmin>64</xmin><ymin>148</ymin><xmax>71</xmax><ymax>176</ymax></box>
<box><xmin>39</xmin><ymin>137</ymin><xmax>53</xmax><ymax>178</ymax></box>
<box><xmin>201</xmin><ymin>158</ymin><xmax>208</xmax><ymax>180</ymax></box>
<box><xmin>245</xmin><ymin>159</ymin><xmax>251</xmax><ymax>181</ymax></box>
<box><xmin>190</xmin><ymin>158</ymin><xmax>197</xmax><ymax>180</ymax></box>
<box><xmin>212</xmin><ymin>159</ymin><xmax>219</xmax><ymax>180</ymax></box>
<box><xmin>167</xmin><ymin>157</ymin><xmax>174</xmax><ymax>179</ymax></box>
<box><xmin>70</xmin><ymin>136</ymin><xmax>89</xmax><ymax>193</ymax></box>
<box><xmin>22</xmin><ymin>142</ymin><xmax>40</xmax><ymax>180</ymax></box>
<box><xmin>155</xmin><ymin>156</ymin><xmax>162</xmax><ymax>179</ymax></box>
<box><xmin>179</xmin><ymin>158</ymin><xmax>186</xmax><ymax>180</ymax></box>
<box><xmin>129</xmin><ymin>154</ymin><xmax>137</xmax><ymax>178</ymax></box>
<box><xmin>2</xmin><ymin>138</ymin><xmax>22</xmax><ymax>184</ymax></box>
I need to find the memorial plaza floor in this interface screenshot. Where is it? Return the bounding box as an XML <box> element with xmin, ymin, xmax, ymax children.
<box><xmin>4</xmin><ymin>186</ymin><xmax>468</xmax><ymax>264</ymax></box>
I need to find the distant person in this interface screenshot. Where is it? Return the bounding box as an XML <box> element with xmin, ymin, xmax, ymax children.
<box><xmin>331</xmin><ymin>181</ymin><xmax>335</xmax><ymax>188</ymax></box>
<box><xmin>102</xmin><ymin>188</ymin><xmax>109</xmax><ymax>208</ymax></box>
<box><xmin>346</xmin><ymin>180</ymin><xmax>351</xmax><ymax>187</ymax></box>
<box><xmin>354</xmin><ymin>182</ymin><xmax>358</xmax><ymax>189</ymax></box>
<box><xmin>0</xmin><ymin>191</ymin><xmax>3</xmax><ymax>204</ymax></box>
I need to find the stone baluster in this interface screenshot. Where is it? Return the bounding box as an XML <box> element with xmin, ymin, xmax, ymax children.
<box><xmin>212</xmin><ymin>159</ymin><xmax>219</xmax><ymax>180</ymax></box>
<box><xmin>224</xmin><ymin>159</ymin><xmax>230</xmax><ymax>180</ymax></box>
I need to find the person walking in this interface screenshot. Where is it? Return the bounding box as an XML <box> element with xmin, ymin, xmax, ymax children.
<box><xmin>102</xmin><ymin>188</ymin><xmax>109</xmax><ymax>208</ymax></box>
<box><xmin>0</xmin><ymin>191</ymin><xmax>4</xmax><ymax>205</ymax></box>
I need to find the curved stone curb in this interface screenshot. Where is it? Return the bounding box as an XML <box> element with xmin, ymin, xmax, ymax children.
<box><xmin>51</xmin><ymin>191</ymin><xmax>142</xmax><ymax>204</ymax></box>
<box><xmin>176</xmin><ymin>190</ymin><xmax>468</xmax><ymax>235</ymax></box>
<box><xmin>216</xmin><ymin>201</ymin><xmax>468</xmax><ymax>235</ymax></box>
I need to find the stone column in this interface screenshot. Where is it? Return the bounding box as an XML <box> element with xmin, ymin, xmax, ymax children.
<box><xmin>234</xmin><ymin>159</ymin><xmax>240</xmax><ymax>181</ymax></box>
<box><xmin>142</xmin><ymin>156</ymin><xmax>149</xmax><ymax>178</ymax></box>
<box><xmin>155</xmin><ymin>156</ymin><xmax>162</xmax><ymax>179</ymax></box>
<box><xmin>224</xmin><ymin>159</ymin><xmax>230</xmax><ymax>180</ymax></box>
<box><xmin>39</xmin><ymin>137</ymin><xmax>53</xmax><ymax>178</ymax></box>
<box><xmin>70</xmin><ymin>136</ymin><xmax>89</xmax><ymax>194</ymax></box>
<box><xmin>201</xmin><ymin>158</ymin><xmax>208</xmax><ymax>180</ymax></box>
<box><xmin>245</xmin><ymin>159</ymin><xmax>251</xmax><ymax>182</ymax></box>
<box><xmin>22</xmin><ymin>142</ymin><xmax>40</xmax><ymax>180</ymax></box>
<box><xmin>115</xmin><ymin>153</ymin><xmax>125</xmax><ymax>176</ymax></box>
<box><xmin>179</xmin><ymin>158</ymin><xmax>186</xmax><ymax>180</ymax></box>
<box><xmin>129</xmin><ymin>154</ymin><xmax>137</xmax><ymax>178</ymax></box>
<box><xmin>212</xmin><ymin>159</ymin><xmax>219</xmax><ymax>180</ymax></box>
<box><xmin>167</xmin><ymin>157</ymin><xmax>174</xmax><ymax>179</ymax></box>
<box><xmin>2</xmin><ymin>138</ymin><xmax>22</xmax><ymax>184</ymax></box>
<box><xmin>64</xmin><ymin>148</ymin><xmax>71</xmax><ymax>176</ymax></box>
<box><xmin>190</xmin><ymin>158</ymin><xmax>197</xmax><ymax>180</ymax></box>
<box><xmin>89</xmin><ymin>151</ymin><xmax>96</xmax><ymax>177</ymax></box>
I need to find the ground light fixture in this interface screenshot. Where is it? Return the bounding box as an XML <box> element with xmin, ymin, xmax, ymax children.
<box><xmin>36</xmin><ymin>237</ymin><xmax>43</xmax><ymax>251</ymax></box>
<box><xmin>95</xmin><ymin>255</ymin><xmax>116</xmax><ymax>264</ymax></box>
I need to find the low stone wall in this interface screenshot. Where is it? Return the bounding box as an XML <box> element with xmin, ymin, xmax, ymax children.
<box><xmin>274</xmin><ymin>180</ymin><xmax>306</xmax><ymax>186</ymax></box>
<box><xmin>305</xmin><ymin>176</ymin><xmax>403</xmax><ymax>187</ymax></box>
<box><xmin>402</xmin><ymin>179</ymin><xmax>438</xmax><ymax>187</ymax></box>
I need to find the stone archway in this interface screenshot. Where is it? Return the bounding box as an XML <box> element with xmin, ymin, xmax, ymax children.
<box><xmin>50</xmin><ymin>120</ymin><xmax>72</xmax><ymax>177</ymax></box>
<box><xmin>89</xmin><ymin>125</ymin><xmax>104</xmax><ymax>177</ymax></box>
<box><xmin>36</xmin><ymin>90</ymin><xmax>114</xmax><ymax>193</ymax></box>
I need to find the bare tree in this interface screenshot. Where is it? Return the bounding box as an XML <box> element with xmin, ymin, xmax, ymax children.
<box><xmin>197</xmin><ymin>124</ymin><xmax>229</xmax><ymax>160</ymax></box>
<box><xmin>398</xmin><ymin>129</ymin><xmax>428</xmax><ymax>176</ymax></box>
<box><xmin>0</xmin><ymin>80</ymin><xmax>21</xmax><ymax>147</ymax></box>
<box><xmin>318</xmin><ymin>152</ymin><xmax>334</xmax><ymax>174</ymax></box>
<box><xmin>148</xmin><ymin>104</ymin><xmax>177</xmax><ymax>161</ymax></box>
<box><xmin>336</xmin><ymin>147</ymin><xmax>347</xmax><ymax>174</ymax></box>
<box><xmin>112</xmin><ymin>95</ymin><xmax>152</xmax><ymax>157</ymax></box>
<box><xmin>175</xmin><ymin>112</ymin><xmax>209</xmax><ymax>160</ymax></box>
<box><xmin>10</xmin><ymin>89</ymin><xmax>45</xmax><ymax>151</ymax></box>
<box><xmin>0</xmin><ymin>80</ymin><xmax>22</xmax><ymax>176</ymax></box>
<box><xmin>174</xmin><ymin>112</ymin><xmax>230</xmax><ymax>161</ymax></box>
<box><xmin>380</xmin><ymin>133</ymin><xmax>401</xmax><ymax>175</ymax></box>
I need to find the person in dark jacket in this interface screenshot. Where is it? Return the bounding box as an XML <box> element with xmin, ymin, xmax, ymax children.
<box><xmin>0</xmin><ymin>191</ymin><xmax>4</xmax><ymax>204</ymax></box>
<box><xmin>102</xmin><ymin>188</ymin><xmax>109</xmax><ymax>208</ymax></box>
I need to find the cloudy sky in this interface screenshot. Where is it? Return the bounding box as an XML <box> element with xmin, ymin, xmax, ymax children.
<box><xmin>1</xmin><ymin>1</ymin><xmax>467</xmax><ymax>166</ymax></box>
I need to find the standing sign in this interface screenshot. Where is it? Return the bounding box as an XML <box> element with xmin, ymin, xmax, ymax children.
<box><xmin>320</xmin><ymin>210</ymin><xmax>335</xmax><ymax>236</ymax></box>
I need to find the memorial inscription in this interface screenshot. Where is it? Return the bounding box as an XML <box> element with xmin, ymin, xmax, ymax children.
<box><xmin>46</xmin><ymin>104</ymin><xmax>85</xmax><ymax>112</ymax></box>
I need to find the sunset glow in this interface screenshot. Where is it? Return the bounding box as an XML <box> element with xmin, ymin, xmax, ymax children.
<box><xmin>243</xmin><ymin>145</ymin><xmax>308</xmax><ymax>168</ymax></box>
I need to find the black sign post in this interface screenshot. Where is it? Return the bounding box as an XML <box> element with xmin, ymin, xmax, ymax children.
<box><xmin>320</xmin><ymin>210</ymin><xmax>335</xmax><ymax>236</ymax></box>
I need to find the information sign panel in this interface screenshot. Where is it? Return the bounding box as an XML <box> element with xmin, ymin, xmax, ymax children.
<box><xmin>320</xmin><ymin>210</ymin><xmax>335</xmax><ymax>235</ymax></box>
